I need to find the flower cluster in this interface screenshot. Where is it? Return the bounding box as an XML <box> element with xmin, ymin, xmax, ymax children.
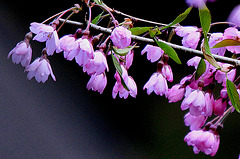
<box><xmin>169</xmin><ymin>24</ymin><xmax>240</xmax><ymax>156</ymax></box>
<box><xmin>7</xmin><ymin>0</ymin><xmax>240</xmax><ymax>157</ymax></box>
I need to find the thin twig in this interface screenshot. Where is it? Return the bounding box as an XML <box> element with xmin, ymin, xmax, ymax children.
<box><xmin>113</xmin><ymin>10</ymin><xmax>169</xmax><ymax>26</ymax></box>
<box><xmin>59</xmin><ymin>18</ymin><xmax>240</xmax><ymax>67</ymax></box>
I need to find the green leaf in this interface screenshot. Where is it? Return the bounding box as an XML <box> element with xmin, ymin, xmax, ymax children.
<box><xmin>226</xmin><ymin>79</ymin><xmax>240</xmax><ymax>113</ymax></box>
<box><xmin>111</xmin><ymin>52</ymin><xmax>130</xmax><ymax>91</ymax></box>
<box><xmin>130</xmin><ymin>27</ymin><xmax>153</xmax><ymax>36</ymax></box>
<box><xmin>92</xmin><ymin>12</ymin><xmax>104</xmax><ymax>24</ymax></box>
<box><xmin>212</xmin><ymin>39</ymin><xmax>240</xmax><ymax>49</ymax></box>
<box><xmin>112</xmin><ymin>45</ymin><xmax>136</xmax><ymax>56</ymax></box>
<box><xmin>149</xmin><ymin>27</ymin><xmax>161</xmax><ymax>38</ymax></box>
<box><xmin>160</xmin><ymin>6</ymin><xmax>192</xmax><ymax>30</ymax></box>
<box><xmin>195</xmin><ymin>58</ymin><xmax>206</xmax><ymax>81</ymax></box>
<box><xmin>199</xmin><ymin>5</ymin><xmax>211</xmax><ymax>36</ymax></box>
<box><xmin>154</xmin><ymin>37</ymin><xmax>181</xmax><ymax>64</ymax></box>
<box><xmin>202</xmin><ymin>38</ymin><xmax>221</xmax><ymax>69</ymax></box>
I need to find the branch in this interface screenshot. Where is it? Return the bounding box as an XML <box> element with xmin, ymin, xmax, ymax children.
<box><xmin>59</xmin><ymin>18</ymin><xmax>240</xmax><ymax>67</ymax></box>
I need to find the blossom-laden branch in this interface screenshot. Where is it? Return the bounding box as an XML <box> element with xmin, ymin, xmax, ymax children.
<box><xmin>7</xmin><ymin>0</ymin><xmax>240</xmax><ymax>157</ymax></box>
<box><xmin>59</xmin><ymin>18</ymin><xmax>240</xmax><ymax>66</ymax></box>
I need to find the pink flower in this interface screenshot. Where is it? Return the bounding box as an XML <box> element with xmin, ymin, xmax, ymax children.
<box><xmin>87</xmin><ymin>73</ymin><xmax>107</xmax><ymax>94</ymax></box>
<box><xmin>228</xmin><ymin>4</ymin><xmax>240</xmax><ymax>26</ymax></box>
<box><xmin>112</xmin><ymin>65</ymin><xmax>137</xmax><ymax>99</ymax></box>
<box><xmin>8</xmin><ymin>41</ymin><xmax>32</xmax><ymax>67</ymax></box>
<box><xmin>56</xmin><ymin>34</ymin><xmax>76</xmax><ymax>58</ymax></box>
<box><xmin>141</xmin><ymin>45</ymin><xmax>164</xmax><ymax>62</ymax></box>
<box><xmin>204</xmin><ymin>93</ymin><xmax>214</xmax><ymax>117</ymax></box>
<box><xmin>175</xmin><ymin>26</ymin><xmax>201</xmax><ymax>49</ymax></box>
<box><xmin>223</xmin><ymin>27</ymin><xmax>240</xmax><ymax>54</ymax></box>
<box><xmin>110</xmin><ymin>26</ymin><xmax>131</xmax><ymax>49</ymax></box>
<box><xmin>215</xmin><ymin>63</ymin><xmax>236</xmax><ymax>86</ymax></box>
<box><xmin>181</xmin><ymin>90</ymin><xmax>206</xmax><ymax>116</ymax></box>
<box><xmin>25</xmin><ymin>54</ymin><xmax>56</xmax><ymax>83</ymax></box>
<box><xmin>143</xmin><ymin>72</ymin><xmax>168</xmax><ymax>96</ymax></box>
<box><xmin>209</xmin><ymin>33</ymin><xmax>226</xmax><ymax>56</ymax></box>
<box><xmin>213</xmin><ymin>98</ymin><xmax>227</xmax><ymax>116</ymax></box>
<box><xmin>187</xmin><ymin>56</ymin><xmax>201</xmax><ymax>69</ymax></box>
<box><xmin>184</xmin><ymin>129</ymin><xmax>220</xmax><ymax>156</ymax></box>
<box><xmin>83</xmin><ymin>50</ymin><xmax>109</xmax><ymax>75</ymax></box>
<box><xmin>67</xmin><ymin>38</ymin><xmax>94</xmax><ymax>66</ymax></box>
<box><xmin>184</xmin><ymin>113</ymin><xmax>207</xmax><ymax>131</ymax></box>
<box><xmin>30</xmin><ymin>22</ymin><xmax>60</xmax><ymax>55</ymax></box>
<box><xmin>124</xmin><ymin>50</ymin><xmax>134</xmax><ymax>70</ymax></box>
<box><xmin>167</xmin><ymin>84</ymin><xmax>185</xmax><ymax>103</ymax></box>
<box><xmin>162</xmin><ymin>64</ymin><xmax>173</xmax><ymax>82</ymax></box>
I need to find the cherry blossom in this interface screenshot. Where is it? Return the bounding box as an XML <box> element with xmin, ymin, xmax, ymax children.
<box><xmin>112</xmin><ymin>65</ymin><xmax>137</xmax><ymax>99</ymax></box>
<box><xmin>8</xmin><ymin>32</ymin><xmax>32</xmax><ymax>67</ymax></box>
<box><xmin>143</xmin><ymin>72</ymin><xmax>168</xmax><ymax>96</ymax></box>
<box><xmin>184</xmin><ymin>113</ymin><xmax>207</xmax><ymax>130</ymax></box>
<box><xmin>87</xmin><ymin>73</ymin><xmax>107</xmax><ymax>94</ymax></box>
<box><xmin>25</xmin><ymin>52</ymin><xmax>56</xmax><ymax>83</ymax></box>
<box><xmin>110</xmin><ymin>26</ymin><xmax>132</xmax><ymax>49</ymax></box>
<box><xmin>30</xmin><ymin>22</ymin><xmax>60</xmax><ymax>55</ymax></box>
<box><xmin>175</xmin><ymin>26</ymin><xmax>201</xmax><ymax>49</ymax></box>
<box><xmin>184</xmin><ymin>129</ymin><xmax>220</xmax><ymax>156</ymax></box>
<box><xmin>141</xmin><ymin>45</ymin><xmax>164</xmax><ymax>63</ymax></box>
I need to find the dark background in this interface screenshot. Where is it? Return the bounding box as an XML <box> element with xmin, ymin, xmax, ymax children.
<box><xmin>0</xmin><ymin>0</ymin><xmax>240</xmax><ymax>159</ymax></box>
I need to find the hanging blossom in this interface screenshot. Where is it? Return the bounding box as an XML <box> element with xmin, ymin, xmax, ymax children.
<box><xmin>30</xmin><ymin>22</ymin><xmax>60</xmax><ymax>56</ymax></box>
<box><xmin>175</xmin><ymin>26</ymin><xmax>201</xmax><ymax>49</ymax></box>
<box><xmin>112</xmin><ymin>65</ymin><xmax>137</xmax><ymax>99</ymax></box>
<box><xmin>184</xmin><ymin>127</ymin><xmax>220</xmax><ymax>156</ymax></box>
<box><xmin>8</xmin><ymin>32</ymin><xmax>33</xmax><ymax>67</ymax></box>
<box><xmin>25</xmin><ymin>49</ymin><xmax>56</xmax><ymax>83</ymax></box>
<box><xmin>143</xmin><ymin>54</ymin><xmax>173</xmax><ymax>96</ymax></box>
<box><xmin>141</xmin><ymin>45</ymin><xmax>164</xmax><ymax>63</ymax></box>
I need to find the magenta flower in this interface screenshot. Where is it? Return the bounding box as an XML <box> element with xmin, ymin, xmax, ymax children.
<box><xmin>143</xmin><ymin>72</ymin><xmax>168</xmax><ymax>96</ymax></box>
<box><xmin>141</xmin><ymin>45</ymin><xmax>164</xmax><ymax>63</ymax></box>
<box><xmin>83</xmin><ymin>50</ymin><xmax>109</xmax><ymax>75</ymax></box>
<box><xmin>184</xmin><ymin>129</ymin><xmax>220</xmax><ymax>156</ymax></box>
<box><xmin>110</xmin><ymin>26</ymin><xmax>131</xmax><ymax>49</ymax></box>
<box><xmin>181</xmin><ymin>90</ymin><xmax>206</xmax><ymax>116</ymax></box>
<box><xmin>112</xmin><ymin>65</ymin><xmax>137</xmax><ymax>99</ymax></box>
<box><xmin>67</xmin><ymin>38</ymin><xmax>94</xmax><ymax>66</ymax></box>
<box><xmin>167</xmin><ymin>84</ymin><xmax>185</xmax><ymax>103</ymax></box>
<box><xmin>25</xmin><ymin>55</ymin><xmax>56</xmax><ymax>83</ymax></box>
<box><xmin>8</xmin><ymin>40</ymin><xmax>32</xmax><ymax>67</ymax></box>
<box><xmin>175</xmin><ymin>26</ymin><xmax>201</xmax><ymax>49</ymax></box>
<box><xmin>87</xmin><ymin>73</ymin><xmax>107</xmax><ymax>94</ymax></box>
<box><xmin>184</xmin><ymin>113</ymin><xmax>207</xmax><ymax>131</ymax></box>
<box><xmin>213</xmin><ymin>98</ymin><xmax>227</xmax><ymax>116</ymax></box>
<box><xmin>162</xmin><ymin>64</ymin><xmax>173</xmax><ymax>82</ymax></box>
<box><xmin>228</xmin><ymin>4</ymin><xmax>240</xmax><ymax>26</ymax></box>
<box><xmin>209</xmin><ymin>33</ymin><xmax>226</xmax><ymax>56</ymax></box>
<box><xmin>223</xmin><ymin>27</ymin><xmax>240</xmax><ymax>54</ymax></box>
<box><xmin>30</xmin><ymin>22</ymin><xmax>60</xmax><ymax>55</ymax></box>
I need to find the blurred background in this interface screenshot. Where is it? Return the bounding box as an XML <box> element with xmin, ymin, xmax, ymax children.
<box><xmin>0</xmin><ymin>0</ymin><xmax>240</xmax><ymax>158</ymax></box>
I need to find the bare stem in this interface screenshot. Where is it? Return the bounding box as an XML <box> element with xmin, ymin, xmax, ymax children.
<box><xmin>59</xmin><ymin>18</ymin><xmax>240</xmax><ymax>67</ymax></box>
